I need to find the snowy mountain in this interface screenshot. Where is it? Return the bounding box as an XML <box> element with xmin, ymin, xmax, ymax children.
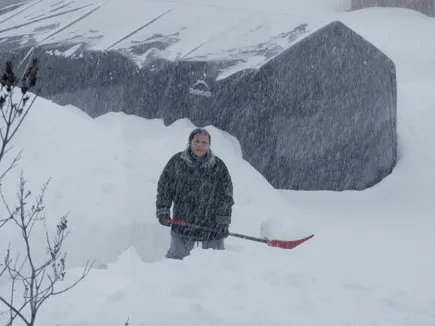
<box><xmin>0</xmin><ymin>1</ymin><xmax>434</xmax><ymax>325</ymax></box>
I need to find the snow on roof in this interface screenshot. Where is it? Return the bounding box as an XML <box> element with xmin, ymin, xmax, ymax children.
<box><xmin>0</xmin><ymin>0</ymin><xmax>328</xmax><ymax>75</ymax></box>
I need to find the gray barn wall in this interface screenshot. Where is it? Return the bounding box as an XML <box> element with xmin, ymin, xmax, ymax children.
<box><xmin>234</xmin><ymin>21</ymin><xmax>398</xmax><ymax>190</ymax></box>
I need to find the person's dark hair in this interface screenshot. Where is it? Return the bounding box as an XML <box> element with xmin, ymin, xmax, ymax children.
<box><xmin>188</xmin><ymin>128</ymin><xmax>211</xmax><ymax>145</ymax></box>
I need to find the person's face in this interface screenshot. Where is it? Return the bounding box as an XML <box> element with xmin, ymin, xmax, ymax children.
<box><xmin>190</xmin><ymin>133</ymin><xmax>210</xmax><ymax>158</ymax></box>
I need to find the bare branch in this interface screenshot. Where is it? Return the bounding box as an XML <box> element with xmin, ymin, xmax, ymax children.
<box><xmin>0</xmin><ymin>217</ymin><xmax>10</xmax><ymax>229</ymax></box>
<box><xmin>0</xmin><ymin>185</ymin><xmax>14</xmax><ymax>229</ymax></box>
<box><xmin>0</xmin><ymin>263</ymin><xmax>6</xmax><ymax>279</ymax></box>
<box><xmin>6</xmin><ymin>250</ymin><xmax>31</xmax><ymax>288</ymax></box>
<box><xmin>51</xmin><ymin>261</ymin><xmax>93</xmax><ymax>296</ymax></box>
<box><xmin>0</xmin><ymin>173</ymin><xmax>93</xmax><ymax>326</ymax></box>
<box><xmin>0</xmin><ymin>297</ymin><xmax>30</xmax><ymax>326</ymax></box>
<box><xmin>0</xmin><ymin>247</ymin><xmax>11</xmax><ymax>279</ymax></box>
<box><xmin>0</xmin><ymin>149</ymin><xmax>22</xmax><ymax>182</ymax></box>
<box><xmin>8</xmin><ymin>88</ymin><xmax>41</xmax><ymax>143</ymax></box>
<box><xmin>9</xmin><ymin>275</ymin><xmax>16</xmax><ymax>325</ymax></box>
<box><xmin>0</xmin><ymin>59</ymin><xmax>40</xmax><ymax>177</ymax></box>
<box><xmin>0</xmin><ymin>58</ymin><xmax>92</xmax><ymax>326</ymax></box>
<box><xmin>7</xmin><ymin>299</ymin><xmax>29</xmax><ymax>326</ymax></box>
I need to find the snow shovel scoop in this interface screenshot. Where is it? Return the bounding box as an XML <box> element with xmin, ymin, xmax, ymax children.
<box><xmin>164</xmin><ymin>218</ymin><xmax>314</xmax><ymax>250</ymax></box>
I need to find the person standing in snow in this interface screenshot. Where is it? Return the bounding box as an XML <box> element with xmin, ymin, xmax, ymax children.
<box><xmin>156</xmin><ymin>128</ymin><xmax>235</xmax><ymax>260</ymax></box>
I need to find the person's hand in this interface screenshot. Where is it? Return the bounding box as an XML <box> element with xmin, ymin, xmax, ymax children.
<box><xmin>158</xmin><ymin>217</ymin><xmax>171</xmax><ymax>227</ymax></box>
<box><xmin>213</xmin><ymin>215</ymin><xmax>230</xmax><ymax>238</ymax></box>
<box><xmin>215</xmin><ymin>222</ymin><xmax>229</xmax><ymax>238</ymax></box>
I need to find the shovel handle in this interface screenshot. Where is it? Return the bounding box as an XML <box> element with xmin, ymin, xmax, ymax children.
<box><xmin>164</xmin><ymin>218</ymin><xmax>186</xmax><ymax>226</ymax></box>
<box><xmin>163</xmin><ymin>218</ymin><xmax>314</xmax><ymax>250</ymax></box>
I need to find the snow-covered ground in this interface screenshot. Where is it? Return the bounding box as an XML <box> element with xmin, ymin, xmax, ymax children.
<box><xmin>1</xmin><ymin>2</ymin><xmax>435</xmax><ymax>326</ymax></box>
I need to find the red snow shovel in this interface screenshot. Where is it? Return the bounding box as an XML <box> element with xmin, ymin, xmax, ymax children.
<box><xmin>164</xmin><ymin>218</ymin><xmax>314</xmax><ymax>250</ymax></box>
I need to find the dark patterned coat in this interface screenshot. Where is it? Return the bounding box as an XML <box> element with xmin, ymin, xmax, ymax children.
<box><xmin>156</xmin><ymin>148</ymin><xmax>234</xmax><ymax>241</ymax></box>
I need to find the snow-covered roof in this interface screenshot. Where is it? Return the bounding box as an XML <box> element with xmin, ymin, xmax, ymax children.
<box><xmin>0</xmin><ymin>0</ymin><xmax>328</xmax><ymax>77</ymax></box>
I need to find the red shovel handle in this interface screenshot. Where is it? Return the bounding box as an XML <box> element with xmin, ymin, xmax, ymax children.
<box><xmin>164</xmin><ymin>218</ymin><xmax>186</xmax><ymax>226</ymax></box>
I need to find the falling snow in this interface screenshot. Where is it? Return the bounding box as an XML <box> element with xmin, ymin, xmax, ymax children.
<box><xmin>0</xmin><ymin>0</ymin><xmax>434</xmax><ymax>325</ymax></box>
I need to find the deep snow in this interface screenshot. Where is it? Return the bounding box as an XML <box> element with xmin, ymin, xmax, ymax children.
<box><xmin>0</xmin><ymin>2</ymin><xmax>434</xmax><ymax>326</ymax></box>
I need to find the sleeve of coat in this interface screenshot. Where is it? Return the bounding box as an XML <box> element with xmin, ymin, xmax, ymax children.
<box><xmin>156</xmin><ymin>156</ymin><xmax>176</xmax><ymax>220</ymax></box>
<box><xmin>215</xmin><ymin>161</ymin><xmax>235</xmax><ymax>225</ymax></box>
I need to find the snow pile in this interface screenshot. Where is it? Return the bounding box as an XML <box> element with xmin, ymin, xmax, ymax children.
<box><xmin>0</xmin><ymin>95</ymin><xmax>297</xmax><ymax>270</ymax></box>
